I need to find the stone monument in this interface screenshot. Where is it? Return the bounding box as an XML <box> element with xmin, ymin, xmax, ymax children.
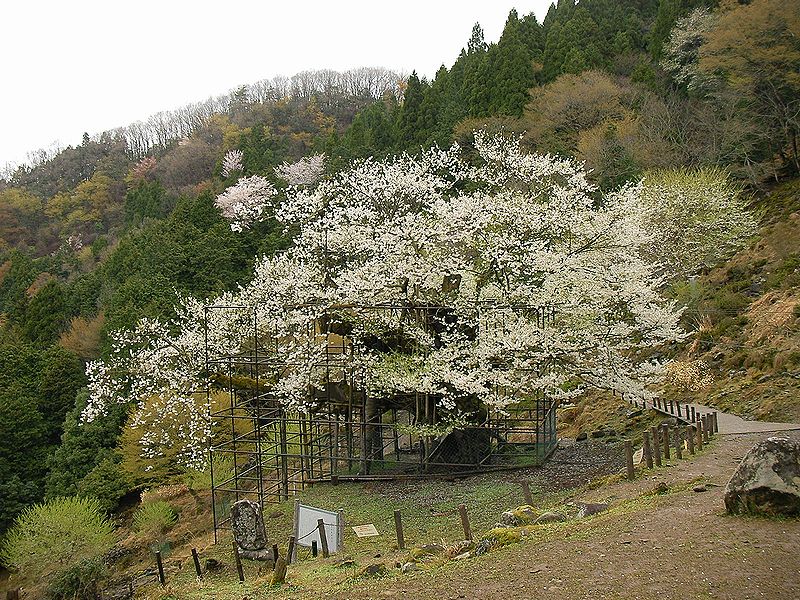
<box><xmin>230</xmin><ymin>499</ymin><xmax>273</xmax><ymax>560</ymax></box>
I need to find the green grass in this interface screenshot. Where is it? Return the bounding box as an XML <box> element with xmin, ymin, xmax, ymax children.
<box><xmin>136</xmin><ymin>474</ymin><xmax>576</xmax><ymax>599</ymax></box>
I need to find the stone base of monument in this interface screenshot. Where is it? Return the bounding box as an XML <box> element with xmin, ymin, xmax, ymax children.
<box><xmin>237</xmin><ymin>547</ymin><xmax>275</xmax><ymax>562</ymax></box>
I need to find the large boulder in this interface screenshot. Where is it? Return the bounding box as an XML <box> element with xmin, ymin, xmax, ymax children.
<box><xmin>724</xmin><ymin>437</ymin><xmax>800</xmax><ymax>517</ymax></box>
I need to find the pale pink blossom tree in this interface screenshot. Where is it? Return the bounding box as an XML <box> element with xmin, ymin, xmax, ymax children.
<box><xmin>274</xmin><ymin>153</ymin><xmax>326</xmax><ymax>186</ymax></box>
<box><xmin>213</xmin><ymin>175</ymin><xmax>277</xmax><ymax>232</ymax></box>
<box><xmin>221</xmin><ymin>149</ymin><xmax>243</xmax><ymax>178</ymax></box>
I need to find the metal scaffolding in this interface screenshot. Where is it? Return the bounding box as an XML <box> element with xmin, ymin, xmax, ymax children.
<box><xmin>205</xmin><ymin>303</ymin><xmax>558</xmax><ymax>540</ymax></box>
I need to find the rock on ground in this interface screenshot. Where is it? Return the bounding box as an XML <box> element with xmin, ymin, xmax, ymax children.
<box><xmin>534</xmin><ymin>512</ymin><xmax>567</xmax><ymax>524</ymax></box>
<box><xmin>577</xmin><ymin>502</ymin><xmax>609</xmax><ymax>518</ymax></box>
<box><xmin>724</xmin><ymin>436</ymin><xmax>800</xmax><ymax>517</ymax></box>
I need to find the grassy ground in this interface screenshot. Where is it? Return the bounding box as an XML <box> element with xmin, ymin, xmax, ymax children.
<box><xmin>132</xmin><ymin>469</ymin><xmax>584</xmax><ymax>599</ymax></box>
<box><xmin>114</xmin><ymin>428</ymin><xmax>800</xmax><ymax>600</ymax></box>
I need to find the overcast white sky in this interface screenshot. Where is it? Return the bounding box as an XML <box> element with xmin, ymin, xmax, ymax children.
<box><xmin>0</xmin><ymin>0</ymin><xmax>551</xmax><ymax>169</ymax></box>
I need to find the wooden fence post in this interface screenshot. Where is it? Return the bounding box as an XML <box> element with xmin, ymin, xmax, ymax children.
<box><xmin>155</xmin><ymin>550</ymin><xmax>165</xmax><ymax>585</ymax></box>
<box><xmin>696</xmin><ymin>418</ymin><xmax>704</xmax><ymax>450</ymax></box>
<box><xmin>643</xmin><ymin>431</ymin><xmax>653</xmax><ymax>469</ymax></box>
<box><xmin>394</xmin><ymin>510</ymin><xmax>406</xmax><ymax>549</ymax></box>
<box><xmin>691</xmin><ymin>406</ymin><xmax>696</xmax><ymax>422</ymax></box>
<box><xmin>650</xmin><ymin>426</ymin><xmax>662</xmax><ymax>467</ymax></box>
<box><xmin>273</xmin><ymin>543</ymin><xmax>279</xmax><ymax>564</ymax></box>
<box><xmin>191</xmin><ymin>548</ymin><xmax>202</xmax><ymax>579</ymax></box>
<box><xmin>7</xmin><ymin>589</ymin><xmax>20</xmax><ymax>600</ymax></box>
<box><xmin>287</xmin><ymin>535</ymin><xmax>296</xmax><ymax>565</ymax></box>
<box><xmin>232</xmin><ymin>541</ymin><xmax>244</xmax><ymax>582</ymax></box>
<box><xmin>311</xmin><ymin>540</ymin><xmax>318</xmax><ymax>557</ymax></box>
<box><xmin>674</xmin><ymin>428</ymin><xmax>683</xmax><ymax>460</ymax></box>
<box><xmin>687</xmin><ymin>425</ymin><xmax>696</xmax><ymax>455</ymax></box>
<box><xmin>702</xmin><ymin>415</ymin><xmax>710</xmax><ymax>443</ymax></box>
<box><xmin>317</xmin><ymin>518</ymin><xmax>330</xmax><ymax>558</ymax></box>
<box><xmin>662</xmin><ymin>425</ymin><xmax>671</xmax><ymax>460</ymax></box>
<box><xmin>625</xmin><ymin>439</ymin><xmax>635</xmax><ymax>480</ymax></box>
<box><xmin>521</xmin><ymin>481</ymin><xmax>534</xmax><ymax>505</ymax></box>
<box><xmin>458</xmin><ymin>504</ymin><xmax>473</xmax><ymax>541</ymax></box>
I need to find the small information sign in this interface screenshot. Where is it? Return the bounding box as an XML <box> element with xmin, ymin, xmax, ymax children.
<box><xmin>352</xmin><ymin>524</ymin><xmax>379</xmax><ymax>538</ymax></box>
<box><xmin>293</xmin><ymin>502</ymin><xmax>343</xmax><ymax>553</ymax></box>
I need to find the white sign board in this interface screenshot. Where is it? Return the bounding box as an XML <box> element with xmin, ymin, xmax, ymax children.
<box><xmin>352</xmin><ymin>524</ymin><xmax>379</xmax><ymax>538</ymax></box>
<box><xmin>293</xmin><ymin>502</ymin><xmax>343</xmax><ymax>554</ymax></box>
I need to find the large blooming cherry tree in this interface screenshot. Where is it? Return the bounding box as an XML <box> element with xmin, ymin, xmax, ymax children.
<box><xmin>85</xmin><ymin>133</ymin><xmax>683</xmax><ymax>469</ymax></box>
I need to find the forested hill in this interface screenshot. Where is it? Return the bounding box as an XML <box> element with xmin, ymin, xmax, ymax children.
<box><xmin>0</xmin><ymin>0</ymin><xmax>798</xmax><ymax>544</ymax></box>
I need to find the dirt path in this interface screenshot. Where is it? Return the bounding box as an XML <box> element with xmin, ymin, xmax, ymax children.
<box><xmin>334</xmin><ymin>431</ymin><xmax>800</xmax><ymax>600</ymax></box>
<box><xmin>686</xmin><ymin>401</ymin><xmax>800</xmax><ymax>435</ymax></box>
<box><xmin>648</xmin><ymin>398</ymin><xmax>800</xmax><ymax>435</ymax></box>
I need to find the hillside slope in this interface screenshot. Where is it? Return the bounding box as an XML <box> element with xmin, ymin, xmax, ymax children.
<box><xmin>663</xmin><ymin>179</ymin><xmax>800</xmax><ymax>423</ymax></box>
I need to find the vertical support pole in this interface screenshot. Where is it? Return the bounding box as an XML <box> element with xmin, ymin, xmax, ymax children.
<box><xmin>191</xmin><ymin>548</ymin><xmax>202</xmax><ymax>579</ymax></box>
<box><xmin>338</xmin><ymin>508</ymin><xmax>345</xmax><ymax>552</ymax></box>
<box><xmin>333</xmin><ymin>415</ymin><xmax>340</xmax><ymax>476</ymax></box>
<box><xmin>210</xmin><ymin>448</ymin><xmax>217</xmax><ymax>543</ymax></box>
<box><xmin>687</xmin><ymin>425</ymin><xmax>696</xmax><ymax>455</ymax></box>
<box><xmin>287</xmin><ymin>536</ymin><xmax>296</xmax><ymax>565</ymax></box>
<box><xmin>292</xmin><ymin>497</ymin><xmax>300</xmax><ymax>561</ymax></box>
<box><xmin>155</xmin><ymin>551</ymin><xmax>165</xmax><ymax>585</ymax></box>
<box><xmin>458</xmin><ymin>504</ymin><xmax>472</xmax><ymax>541</ymax></box>
<box><xmin>273</xmin><ymin>543</ymin><xmax>279</xmax><ymax>564</ymax></box>
<box><xmin>702</xmin><ymin>415</ymin><xmax>710</xmax><ymax>443</ymax></box>
<box><xmin>392</xmin><ymin>408</ymin><xmax>401</xmax><ymax>460</ymax></box>
<box><xmin>279</xmin><ymin>411</ymin><xmax>289</xmax><ymax>501</ymax></box>
<box><xmin>233</xmin><ymin>541</ymin><xmax>244</xmax><ymax>583</ymax></box>
<box><xmin>650</xmin><ymin>426</ymin><xmax>662</xmax><ymax>467</ymax></box>
<box><xmin>521</xmin><ymin>481</ymin><xmax>534</xmax><ymax>505</ymax></box>
<box><xmin>662</xmin><ymin>425</ymin><xmax>671</xmax><ymax>460</ymax></box>
<box><xmin>317</xmin><ymin>518</ymin><xmax>330</xmax><ymax>558</ymax></box>
<box><xmin>253</xmin><ymin>307</ymin><xmax>264</xmax><ymax>510</ymax></box>
<box><xmin>394</xmin><ymin>510</ymin><xmax>405</xmax><ymax>550</ymax></box>
<box><xmin>360</xmin><ymin>405</ymin><xmax>368</xmax><ymax>475</ymax></box>
<box><xmin>643</xmin><ymin>431</ymin><xmax>654</xmax><ymax>469</ymax></box>
<box><xmin>311</xmin><ymin>540</ymin><xmax>318</xmax><ymax>557</ymax></box>
<box><xmin>676</xmin><ymin>402</ymin><xmax>682</xmax><ymax>419</ymax></box>
<box><xmin>625</xmin><ymin>439</ymin><xmax>635</xmax><ymax>480</ymax></box>
<box><xmin>691</xmin><ymin>406</ymin><xmax>696</xmax><ymax>422</ymax></box>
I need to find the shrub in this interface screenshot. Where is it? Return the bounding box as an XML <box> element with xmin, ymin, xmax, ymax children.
<box><xmin>0</xmin><ymin>497</ymin><xmax>114</xmax><ymax>580</ymax></box>
<box><xmin>184</xmin><ymin>453</ymin><xmax>234</xmax><ymax>492</ymax></box>
<box><xmin>44</xmin><ymin>558</ymin><xmax>105</xmax><ymax>600</ymax></box>
<box><xmin>132</xmin><ymin>500</ymin><xmax>177</xmax><ymax>541</ymax></box>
